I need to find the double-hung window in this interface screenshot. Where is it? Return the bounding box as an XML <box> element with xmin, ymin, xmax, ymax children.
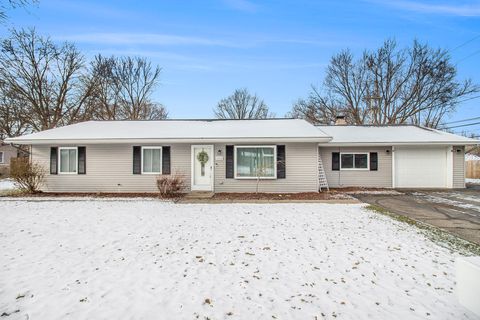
<box><xmin>142</xmin><ymin>146</ymin><xmax>162</xmax><ymax>174</ymax></box>
<box><xmin>59</xmin><ymin>147</ymin><xmax>78</xmax><ymax>174</ymax></box>
<box><xmin>340</xmin><ymin>153</ymin><xmax>369</xmax><ymax>170</ymax></box>
<box><xmin>0</xmin><ymin>151</ymin><xmax>3</xmax><ymax>164</ymax></box>
<box><xmin>235</xmin><ymin>146</ymin><xmax>276</xmax><ymax>179</ymax></box>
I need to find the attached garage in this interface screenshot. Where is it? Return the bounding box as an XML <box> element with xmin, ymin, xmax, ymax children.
<box><xmin>394</xmin><ymin>146</ymin><xmax>450</xmax><ymax>188</ymax></box>
<box><xmin>318</xmin><ymin>125</ymin><xmax>478</xmax><ymax>189</ymax></box>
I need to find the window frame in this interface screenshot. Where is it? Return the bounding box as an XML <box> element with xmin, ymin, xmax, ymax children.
<box><xmin>234</xmin><ymin>145</ymin><xmax>277</xmax><ymax>180</ymax></box>
<box><xmin>58</xmin><ymin>147</ymin><xmax>78</xmax><ymax>175</ymax></box>
<box><xmin>141</xmin><ymin>146</ymin><xmax>163</xmax><ymax>175</ymax></box>
<box><xmin>0</xmin><ymin>151</ymin><xmax>3</xmax><ymax>164</ymax></box>
<box><xmin>340</xmin><ymin>152</ymin><xmax>369</xmax><ymax>171</ymax></box>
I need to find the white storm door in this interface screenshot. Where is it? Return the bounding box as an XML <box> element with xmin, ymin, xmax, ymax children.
<box><xmin>191</xmin><ymin>145</ymin><xmax>214</xmax><ymax>191</ymax></box>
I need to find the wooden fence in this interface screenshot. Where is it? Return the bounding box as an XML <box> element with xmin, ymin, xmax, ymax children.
<box><xmin>466</xmin><ymin>160</ymin><xmax>480</xmax><ymax>179</ymax></box>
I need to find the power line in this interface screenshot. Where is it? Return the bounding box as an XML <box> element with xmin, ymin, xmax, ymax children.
<box><xmin>442</xmin><ymin>116</ymin><xmax>480</xmax><ymax>126</ymax></box>
<box><xmin>456</xmin><ymin>95</ymin><xmax>480</xmax><ymax>104</ymax></box>
<box><xmin>451</xmin><ymin>34</ymin><xmax>480</xmax><ymax>52</ymax></box>
<box><xmin>454</xmin><ymin>128</ymin><xmax>480</xmax><ymax>135</ymax></box>
<box><xmin>443</xmin><ymin>121</ymin><xmax>480</xmax><ymax>130</ymax></box>
<box><xmin>456</xmin><ymin>49</ymin><xmax>480</xmax><ymax>64</ymax></box>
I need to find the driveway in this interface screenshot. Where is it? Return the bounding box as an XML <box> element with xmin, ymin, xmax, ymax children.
<box><xmin>354</xmin><ymin>185</ymin><xmax>480</xmax><ymax>245</ymax></box>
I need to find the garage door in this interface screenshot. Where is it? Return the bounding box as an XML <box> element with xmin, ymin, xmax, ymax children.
<box><xmin>395</xmin><ymin>147</ymin><xmax>448</xmax><ymax>188</ymax></box>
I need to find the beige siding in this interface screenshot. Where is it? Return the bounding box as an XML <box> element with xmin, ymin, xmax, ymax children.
<box><xmin>32</xmin><ymin>144</ymin><xmax>191</xmax><ymax>193</ymax></box>
<box><xmin>0</xmin><ymin>145</ymin><xmax>21</xmax><ymax>176</ymax></box>
<box><xmin>453</xmin><ymin>145</ymin><xmax>465</xmax><ymax>188</ymax></box>
<box><xmin>214</xmin><ymin>143</ymin><xmax>319</xmax><ymax>193</ymax></box>
<box><xmin>0</xmin><ymin>145</ymin><xmax>19</xmax><ymax>166</ymax></box>
<box><xmin>33</xmin><ymin>142</ymin><xmax>319</xmax><ymax>193</ymax></box>
<box><xmin>319</xmin><ymin>146</ymin><xmax>392</xmax><ymax>188</ymax></box>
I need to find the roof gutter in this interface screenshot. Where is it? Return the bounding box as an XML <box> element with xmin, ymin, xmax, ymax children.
<box><xmin>6</xmin><ymin>136</ymin><xmax>333</xmax><ymax>145</ymax></box>
<box><xmin>318</xmin><ymin>141</ymin><xmax>480</xmax><ymax>147</ymax></box>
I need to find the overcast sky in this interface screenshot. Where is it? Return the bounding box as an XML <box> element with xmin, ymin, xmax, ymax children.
<box><xmin>4</xmin><ymin>0</ymin><xmax>480</xmax><ymax>134</ymax></box>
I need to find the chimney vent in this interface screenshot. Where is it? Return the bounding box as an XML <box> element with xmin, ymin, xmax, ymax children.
<box><xmin>335</xmin><ymin>114</ymin><xmax>347</xmax><ymax>125</ymax></box>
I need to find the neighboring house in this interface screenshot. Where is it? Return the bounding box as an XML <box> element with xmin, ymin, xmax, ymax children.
<box><xmin>5</xmin><ymin>119</ymin><xmax>479</xmax><ymax>193</ymax></box>
<box><xmin>0</xmin><ymin>142</ymin><xmax>27</xmax><ymax>177</ymax></box>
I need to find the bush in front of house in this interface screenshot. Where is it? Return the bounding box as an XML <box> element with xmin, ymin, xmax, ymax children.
<box><xmin>156</xmin><ymin>173</ymin><xmax>186</xmax><ymax>197</ymax></box>
<box><xmin>10</xmin><ymin>158</ymin><xmax>45</xmax><ymax>193</ymax></box>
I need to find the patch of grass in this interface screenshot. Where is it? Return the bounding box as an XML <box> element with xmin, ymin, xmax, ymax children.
<box><xmin>365</xmin><ymin>204</ymin><xmax>480</xmax><ymax>256</ymax></box>
<box><xmin>0</xmin><ymin>189</ymin><xmax>24</xmax><ymax>197</ymax></box>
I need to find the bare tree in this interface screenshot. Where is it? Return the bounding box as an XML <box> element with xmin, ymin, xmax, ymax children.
<box><xmin>214</xmin><ymin>88</ymin><xmax>273</xmax><ymax>119</ymax></box>
<box><xmin>287</xmin><ymin>87</ymin><xmax>343</xmax><ymax>125</ymax></box>
<box><xmin>87</xmin><ymin>55</ymin><xmax>121</xmax><ymax>120</ymax></box>
<box><xmin>0</xmin><ymin>28</ymin><xmax>97</xmax><ymax>132</ymax></box>
<box><xmin>0</xmin><ymin>0</ymin><xmax>37</xmax><ymax>22</ymax></box>
<box><xmin>289</xmin><ymin>39</ymin><xmax>479</xmax><ymax>128</ymax></box>
<box><xmin>88</xmin><ymin>55</ymin><xmax>167</xmax><ymax>120</ymax></box>
<box><xmin>0</xmin><ymin>82</ymin><xmax>30</xmax><ymax>139</ymax></box>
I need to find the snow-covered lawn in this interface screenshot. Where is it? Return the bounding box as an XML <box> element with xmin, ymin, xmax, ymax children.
<box><xmin>0</xmin><ymin>201</ymin><xmax>475</xmax><ymax>319</ymax></box>
<box><xmin>0</xmin><ymin>179</ymin><xmax>16</xmax><ymax>192</ymax></box>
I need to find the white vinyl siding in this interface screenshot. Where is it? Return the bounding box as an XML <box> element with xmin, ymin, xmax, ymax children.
<box><xmin>453</xmin><ymin>146</ymin><xmax>466</xmax><ymax>188</ymax></box>
<box><xmin>32</xmin><ymin>144</ymin><xmax>191</xmax><ymax>193</ymax></box>
<box><xmin>216</xmin><ymin>143</ymin><xmax>319</xmax><ymax>193</ymax></box>
<box><xmin>32</xmin><ymin>143</ymin><xmax>319</xmax><ymax>193</ymax></box>
<box><xmin>234</xmin><ymin>146</ymin><xmax>276</xmax><ymax>179</ymax></box>
<box><xmin>320</xmin><ymin>147</ymin><xmax>392</xmax><ymax>188</ymax></box>
<box><xmin>59</xmin><ymin>147</ymin><xmax>77</xmax><ymax>174</ymax></box>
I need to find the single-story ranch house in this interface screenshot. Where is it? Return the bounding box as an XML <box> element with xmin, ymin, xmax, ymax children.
<box><xmin>5</xmin><ymin>118</ymin><xmax>479</xmax><ymax>193</ymax></box>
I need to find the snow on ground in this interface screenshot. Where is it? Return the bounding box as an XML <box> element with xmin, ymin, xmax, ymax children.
<box><xmin>0</xmin><ymin>201</ymin><xmax>475</xmax><ymax>320</ymax></box>
<box><xmin>0</xmin><ymin>179</ymin><xmax>16</xmax><ymax>191</ymax></box>
<box><xmin>466</xmin><ymin>178</ymin><xmax>480</xmax><ymax>185</ymax></box>
<box><xmin>413</xmin><ymin>192</ymin><xmax>480</xmax><ymax>213</ymax></box>
<box><xmin>465</xmin><ymin>153</ymin><xmax>480</xmax><ymax>161</ymax></box>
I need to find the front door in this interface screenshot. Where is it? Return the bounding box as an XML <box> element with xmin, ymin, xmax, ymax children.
<box><xmin>191</xmin><ymin>145</ymin><xmax>214</xmax><ymax>191</ymax></box>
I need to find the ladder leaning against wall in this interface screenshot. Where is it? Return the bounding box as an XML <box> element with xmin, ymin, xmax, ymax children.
<box><xmin>318</xmin><ymin>154</ymin><xmax>329</xmax><ymax>191</ymax></box>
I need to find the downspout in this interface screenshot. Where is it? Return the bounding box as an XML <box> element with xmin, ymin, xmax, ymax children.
<box><xmin>338</xmin><ymin>147</ymin><xmax>342</xmax><ymax>187</ymax></box>
<box><xmin>391</xmin><ymin>146</ymin><xmax>395</xmax><ymax>188</ymax></box>
<box><xmin>316</xmin><ymin>144</ymin><xmax>320</xmax><ymax>192</ymax></box>
<box><xmin>446</xmin><ymin>145</ymin><xmax>453</xmax><ymax>188</ymax></box>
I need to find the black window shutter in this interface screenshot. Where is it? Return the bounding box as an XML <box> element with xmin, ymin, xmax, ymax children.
<box><xmin>133</xmin><ymin>146</ymin><xmax>141</xmax><ymax>174</ymax></box>
<box><xmin>78</xmin><ymin>146</ymin><xmax>86</xmax><ymax>174</ymax></box>
<box><xmin>226</xmin><ymin>145</ymin><xmax>234</xmax><ymax>178</ymax></box>
<box><xmin>332</xmin><ymin>152</ymin><xmax>340</xmax><ymax>171</ymax></box>
<box><xmin>277</xmin><ymin>145</ymin><xmax>286</xmax><ymax>179</ymax></box>
<box><xmin>50</xmin><ymin>147</ymin><xmax>58</xmax><ymax>175</ymax></box>
<box><xmin>370</xmin><ymin>152</ymin><xmax>378</xmax><ymax>171</ymax></box>
<box><xmin>162</xmin><ymin>146</ymin><xmax>171</xmax><ymax>175</ymax></box>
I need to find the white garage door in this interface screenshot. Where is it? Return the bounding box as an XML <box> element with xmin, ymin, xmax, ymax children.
<box><xmin>395</xmin><ymin>147</ymin><xmax>448</xmax><ymax>188</ymax></box>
